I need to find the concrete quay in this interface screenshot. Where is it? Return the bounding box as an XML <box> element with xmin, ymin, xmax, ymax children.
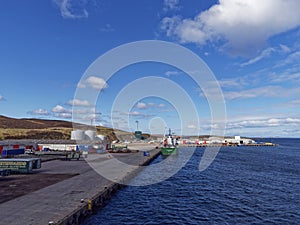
<box><xmin>183</xmin><ymin>143</ymin><xmax>278</xmax><ymax>147</ymax></box>
<box><xmin>0</xmin><ymin>147</ymin><xmax>161</xmax><ymax>225</ymax></box>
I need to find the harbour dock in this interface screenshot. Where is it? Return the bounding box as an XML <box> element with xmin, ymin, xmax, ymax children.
<box><xmin>183</xmin><ymin>143</ymin><xmax>278</xmax><ymax>148</ymax></box>
<box><xmin>0</xmin><ymin>147</ymin><xmax>161</xmax><ymax>225</ymax></box>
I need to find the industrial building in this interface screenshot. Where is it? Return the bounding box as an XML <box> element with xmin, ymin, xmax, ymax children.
<box><xmin>0</xmin><ymin>129</ymin><xmax>111</xmax><ymax>157</ymax></box>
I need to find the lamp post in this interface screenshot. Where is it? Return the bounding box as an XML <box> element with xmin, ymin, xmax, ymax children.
<box><xmin>135</xmin><ymin>120</ymin><xmax>139</xmax><ymax>131</ymax></box>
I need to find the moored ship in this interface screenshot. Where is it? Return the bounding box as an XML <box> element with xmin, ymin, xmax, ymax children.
<box><xmin>161</xmin><ymin>128</ymin><xmax>178</xmax><ymax>155</ymax></box>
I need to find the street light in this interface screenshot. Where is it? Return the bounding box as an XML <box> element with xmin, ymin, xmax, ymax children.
<box><xmin>135</xmin><ymin>120</ymin><xmax>139</xmax><ymax>131</ymax></box>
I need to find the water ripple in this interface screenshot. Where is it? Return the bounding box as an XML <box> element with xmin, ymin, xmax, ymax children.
<box><xmin>83</xmin><ymin>139</ymin><xmax>300</xmax><ymax>225</ymax></box>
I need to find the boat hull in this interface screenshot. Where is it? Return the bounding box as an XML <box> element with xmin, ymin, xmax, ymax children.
<box><xmin>161</xmin><ymin>147</ymin><xmax>178</xmax><ymax>155</ymax></box>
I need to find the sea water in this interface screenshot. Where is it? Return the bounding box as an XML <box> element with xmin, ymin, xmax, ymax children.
<box><xmin>83</xmin><ymin>138</ymin><xmax>300</xmax><ymax>225</ymax></box>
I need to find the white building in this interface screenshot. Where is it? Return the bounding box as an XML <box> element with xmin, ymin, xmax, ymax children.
<box><xmin>224</xmin><ymin>136</ymin><xmax>256</xmax><ymax>145</ymax></box>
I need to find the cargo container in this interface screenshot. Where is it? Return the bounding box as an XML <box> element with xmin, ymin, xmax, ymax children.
<box><xmin>31</xmin><ymin>158</ymin><xmax>41</xmax><ymax>169</ymax></box>
<box><xmin>37</xmin><ymin>144</ymin><xmax>78</xmax><ymax>151</ymax></box>
<box><xmin>0</xmin><ymin>169</ymin><xmax>10</xmax><ymax>176</ymax></box>
<box><xmin>0</xmin><ymin>158</ymin><xmax>33</xmax><ymax>173</ymax></box>
<box><xmin>1</xmin><ymin>148</ymin><xmax>25</xmax><ymax>157</ymax></box>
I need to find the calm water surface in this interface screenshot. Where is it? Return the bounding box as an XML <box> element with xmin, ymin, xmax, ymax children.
<box><xmin>83</xmin><ymin>138</ymin><xmax>300</xmax><ymax>225</ymax></box>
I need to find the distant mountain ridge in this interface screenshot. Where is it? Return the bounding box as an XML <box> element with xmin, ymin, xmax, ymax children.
<box><xmin>0</xmin><ymin>115</ymin><xmax>118</xmax><ymax>141</ymax></box>
<box><xmin>0</xmin><ymin>115</ymin><xmax>74</xmax><ymax>129</ymax></box>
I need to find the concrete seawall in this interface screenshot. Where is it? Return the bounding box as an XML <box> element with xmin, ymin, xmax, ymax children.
<box><xmin>0</xmin><ymin>148</ymin><xmax>161</xmax><ymax>225</ymax></box>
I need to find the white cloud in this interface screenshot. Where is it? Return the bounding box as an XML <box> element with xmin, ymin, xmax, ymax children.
<box><xmin>241</xmin><ymin>47</ymin><xmax>275</xmax><ymax>66</ymax></box>
<box><xmin>123</xmin><ymin>111</ymin><xmax>148</xmax><ymax>117</ymax></box>
<box><xmin>121</xmin><ymin>111</ymin><xmax>153</xmax><ymax>118</ymax></box>
<box><xmin>100</xmin><ymin>24</ymin><xmax>115</xmax><ymax>32</ymax></box>
<box><xmin>149</xmin><ymin>102</ymin><xmax>166</xmax><ymax>108</ymax></box>
<box><xmin>218</xmin><ymin>78</ymin><xmax>245</xmax><ymax>88</ymax></box>
<box><xmin>54</xmin><ymin>112</ymin><xmax>72</xmax><ymax>119</ymax></box>
<box><xmin>187</xmin><ymin>124</ymin><xmax>197</xmax><ymax>129</ymax></box>
<box><xmin>284</xmin><ymin>99</ymin><xmax>300</xmax><ymax>108</ymax></box>
<box><xmin>135</xmin><ymin>102</ymin><xmax>167</xmax><ymax>109</ymax></box>
<box><xmin>165</xmin><ymin>70</ymin><xmax>180</xmax><ymax>76</ymax></box>
<box><xmin>67</xmin><ymin>99</ymin><xmax>90</xmax><ymax>106</ymax></box>
<box><xmin>136</xmin><ymin>102</ymin><xmax>147</xmax><ymax>109</ymax></box>
<box><xmin>200</xmin><ymin>114</ymin><xmax>300</xmax><ymax>137</ymax></box>
<box><xmin>286</xmin><ymin>117</ymin><xmax>300</xmax><ymax>123</ymax></box>
<box><xmin>78</xmin><ymin>76</ymin><xmax>108</xmax><ymax>90</ymax></box>
<box><xmin>163</xmin><ymin>0</ymin><xmax>180</xmax><ymax>12</ymax></box>
<box><xmin>82</xmin><ymin>112</ymin><xmax>101</xmax><ymax>121</ymax></box>
<box><xmin>53</xmin><ymin>0</ymin><xmax>88</xmax><ymax>19</ymax></box>
<box><xmin>241</xmin><ymin>45</ymin><xmax>296</xmax><ymax>66</ymax></box>
<box><xmin>0</xmin><ymin>95</ymin><xmax>5</xmax><ymax>101</ymax></box>
<box><xmin>52</xmin><ymin>105</ymin><xmax>69</xmax><ymax>113</ymax></box>
<box><xmin>277</xmin><ymin>51</ymin><xmax>300</xmax><ymax>67</ymax></box>
<box><xmin>71</xmin><ymin>106</ymin><xmax>102</xmax><ymax>124</ymax></box>
<box><xmin>128</xmin><ymin>111</ymin><xmax>141</xmax><ymax>116</ymax></box>
<box><xmin>269</xmin><ymin>72</ymin><xmax>300</xmax><ymax>83</ymax></box>
<box><xmin>52</xmin><ymin>105</ymin><xmax>73</xmax><ymax>119</ymax></box>
<box><xmin>226</xmin><ymin>117</ymin><xmax>300</xmax><ymax>129</ymax></box>
<box><xmin>224</xmin><ymin>85</ymin><xmax>300</xmax><ymax>100</ymax></box>
<box><xmin>161</xmin><ymin>0</ymin><xmax>300</xmax><ymax>56</ymax></box>
<box><xmin>279</xmin><ymin>44</ymin><xmax>292</xmax><ymax>54</ymax></box>
<box><xmin>29</xmin><ymin>108</ymin><xmax>50</xmax><ymax>115</ymax></box>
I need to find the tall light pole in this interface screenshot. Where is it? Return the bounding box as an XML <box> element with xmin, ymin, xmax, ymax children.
<box><xmin>135</xmin><ymin>120</ymin><xmax>139</xmax><ymax>131</ymax></box>
<box><xmin>91</xmin><ymin>112</ymin><xmax>102</xmax><ymax>126</ymax></box>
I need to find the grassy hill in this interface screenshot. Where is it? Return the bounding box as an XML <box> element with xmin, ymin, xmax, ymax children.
<box><xmin>0</xmin><ymin>115</ymin><xmax>118</xmax><ymax>141</ymax></box>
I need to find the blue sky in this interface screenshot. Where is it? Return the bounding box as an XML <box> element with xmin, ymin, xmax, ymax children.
<box><xmin>1</xmin><ymin>0</ymin><xmax>300</xmax><ymax>137</ymax></box>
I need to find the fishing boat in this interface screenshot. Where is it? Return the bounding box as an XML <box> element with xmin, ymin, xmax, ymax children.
<box><xmin>161</xmin><ymin>128</ymin><xmax>178</xmax><ymax>155</ymax></box>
